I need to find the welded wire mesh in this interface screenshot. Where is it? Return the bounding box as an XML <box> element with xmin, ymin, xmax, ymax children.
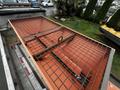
<box><xmin>10</xmin><ymin>17</ymin><xmax>111</xmax><ymax>90</ymax></box>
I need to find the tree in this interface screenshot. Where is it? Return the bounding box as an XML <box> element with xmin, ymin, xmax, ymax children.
<box><xmin>56</xmin><ymin>0</ymin><xmax>73</xmax><ymax>17</ymax></box>
<box><xmin>107</xmin><ymin>9</ymin><xmax>120</xmax><ymax>31</ymax></box>
<box><xmin>65</xmin><ymin>0</ymin><xmax>75</xmax><ymax>16</ymax></box>
<box><xmin>56</xmin><ymin>0</ymin><xmax>86</xmax><ymax>17</ymax></box>
<box><xmin>95</xmin><ymin>0</ymin><xmax>114</xmax><ymax>23</ymax></box>
<box><xmin>56</xmin><ymin>0</ymin><xmax>66</xmax><ymax>17</ymax></box>
<box><xmin>75</xmin><ymin>0</ymin><xmax>86</xmax><ymax>17</ymax></box>
<box><xmin>83</xmin><ymin>0</ymin><xmax>98</xmax><ymax>20</ymax></box>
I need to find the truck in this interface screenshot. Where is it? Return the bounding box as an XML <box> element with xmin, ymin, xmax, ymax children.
<box><xmin>9</xmin><ymin>16</ymin><xmax>115</xmax><ymax>90</ymax></box>
<box><xmin>100</xmin><ymin>9</ymin><xmax>120</xmax><ymax>46</ymax></box>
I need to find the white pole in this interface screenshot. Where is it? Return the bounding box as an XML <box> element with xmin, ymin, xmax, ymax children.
<box><xmin>0</xmin><ymin>33</ymin><xmax>15</xmax><ymax>90</ymax></box>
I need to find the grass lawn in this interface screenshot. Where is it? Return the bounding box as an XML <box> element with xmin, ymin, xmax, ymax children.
<box><xmin>51</xmin><ymin>17</ymin><xmax>120</xmax><ymax>79</ymax></box>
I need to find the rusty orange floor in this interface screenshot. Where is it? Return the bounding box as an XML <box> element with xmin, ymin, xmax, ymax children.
<box><xmin>9</xmin><ymin>17</ymin><xmax>111</xmax><ymax>90</ymax></box>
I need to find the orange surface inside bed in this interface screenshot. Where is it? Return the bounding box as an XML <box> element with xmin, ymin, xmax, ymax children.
<box><xmin>10</xmin><ymin>17</ymin><xmax>110</xmax><ymax>90</ymax></box>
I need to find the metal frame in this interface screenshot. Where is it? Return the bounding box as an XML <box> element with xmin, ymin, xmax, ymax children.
<box><xmin>33</xmin><ymin>34</ymin><xmax>76</xmax><ymax>60</ymax></box>
<box><xmin>8</xmin><ymin>16</ymin><xmax>115</xmax><ymax>90</ymax></box>
<box><xmin>24</xmin><ymin>26</ymin><xmax>62</xmax><ymax>43</ymax></box>
<box><xmin>100</xmin><ymin>27</ymin><xmax>120</xmax><ymax>46</ymax></box>
<box><xmin>100</xmin><ymin>48</ymin><xmax>115</xmax><ymax>90</ymax></box>
<box><xmin>31</xmin><ymin>32</ymin><xmax>89</xmax><ymax>87</ymax></box>
<box><xmin>41</xmin><ymin>17</ymin><xmax>115</xmax><ymax>90</ymax></box>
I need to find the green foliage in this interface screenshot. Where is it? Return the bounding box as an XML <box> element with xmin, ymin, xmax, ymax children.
<box><xmin>56</xmin><ymin>0</ymin><xmax>86</xmax><ymax>17</ymax></box>
<box><xmin>83</xmin><ymin>0</ymin><xmax>98</xmax><ymax>20</ymax></box>
<box><xmin>95</xmin><ymin>0</ymin><xmax>114</xmax><ymax>23</ymax></box>
<box><xmin>56</xmin><ymin>0</ymin><xmax>116</xmax><ymax>24</ymax></box>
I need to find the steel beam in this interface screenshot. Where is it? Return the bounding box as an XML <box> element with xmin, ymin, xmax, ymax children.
<box><xmin>51</xmin><ymin>52</ymin><xmax>89</xmax><ymax>87</ymax></box>
<box><xmin>24</xmin><ymin>27</ymin><xmax>62</xmax><ymax>44</ymax></box>
<box><xmin>33</xmin><ymin>34</ymin><xmax>76</xmax><ymax>60</ymax></box>
<box><xmin>33</xmin><ymin>34</ymin><xmax>89</xmax><ymax>87</ymax></box>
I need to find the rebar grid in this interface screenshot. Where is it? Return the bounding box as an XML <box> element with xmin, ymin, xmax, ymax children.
<box><xmin>10</xmin><ymin>17</ymin><xmax>111</xmax><ymax>90</ymax></box>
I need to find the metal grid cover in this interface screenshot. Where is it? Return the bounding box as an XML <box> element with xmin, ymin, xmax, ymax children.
<box><xmin>9</xmin><ymin>17</ymin><xmax>113</xmax><ymax>90</ymax></box>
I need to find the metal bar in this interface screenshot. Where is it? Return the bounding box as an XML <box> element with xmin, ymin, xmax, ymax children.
<box><xmin>24</xmin><ymin>27</ymin><xmax>62</xmax><ymax>44</ymax></box>
<box><xmin>17</xmin><ymin>44</ymin><xmax>47</xmax><ymax>89</ymax></box>
<box><xmin>51</xmin><ymin>52</ymin><xmax>89</xmax><ymax>87</ymax></box>
<box><xmin>34</xmin><ymin>36</ymin><xmax>47</xmax><ymax>48</ymax></box>
<box><xmin>32</xmin><ymin>35</ymin><xmax>89</xmax><ymax>87</ymax></box>
<box><xmin>33</xmin><ymin>34</ymin><xmax>76</xmax><ymax>60</ymax></box>
<box><xmin>14</xmin><ymin>45</ymin><xmax>35</xmax><ymax>90</ymax></box>
<box><xmin>100</xmin><ymin>49</ymin><xmax>115</xmax><ymax>90</ymax></box>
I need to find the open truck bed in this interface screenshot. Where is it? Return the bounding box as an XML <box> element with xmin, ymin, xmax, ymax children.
<box><xmin>100</xmin><ymin>25</ymin><xmax>120</xmax><ymax>46</ymax></box>
<box><xmin>9</xmin><ymin>16</ymin><xmax>115</xmax><ymax>90</ymax></box>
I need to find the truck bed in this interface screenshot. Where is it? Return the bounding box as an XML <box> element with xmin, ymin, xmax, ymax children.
<box><xmin>9</xmin><ymin>16</ymin><xmax>115</xmax><ymax>90</ymax></box>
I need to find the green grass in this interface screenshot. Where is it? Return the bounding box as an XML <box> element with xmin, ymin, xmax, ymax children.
<box><xmin>51</xmin><ymin>17</ymin><xmax>120</xmax><ymax>79</ymax></box>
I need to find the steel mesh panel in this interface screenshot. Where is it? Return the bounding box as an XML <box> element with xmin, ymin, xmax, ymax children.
<box><xmin>10</xmin><ymin>17</ymin><xmax>111</xmax><ymax>90</ymax></box>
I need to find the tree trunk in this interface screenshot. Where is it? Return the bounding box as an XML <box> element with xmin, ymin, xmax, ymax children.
<box><xmin>95</xmin><ymin>0</ymin><xmax>114</xmax><ymax>23</ymax></box>
<box><xmin>56</xmin><ymin>0</ymin><xmax>67</xmax><ymax>17</ymax></box>
<box><xmin>83</xmin><ymin>0</ymin><xmax>98</xmax><ymax>20</ymax></box>
<box><xmin>107</xmin><ymin>9</ymin><xmax>120</xmax><ymax>31</ymax></box>
<box><xmin>75</xmin><ymin>0</ymin><xmax>86</xmax><ymax>17</ymax></box>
